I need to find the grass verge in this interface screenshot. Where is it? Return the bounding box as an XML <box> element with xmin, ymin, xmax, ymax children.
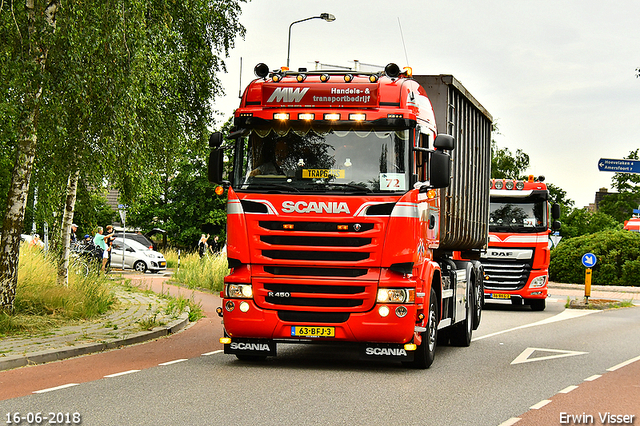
<box><xmin>165</xmin><ymin>249</ymin><xmax>228</xmax><ymax>293</ymax></box>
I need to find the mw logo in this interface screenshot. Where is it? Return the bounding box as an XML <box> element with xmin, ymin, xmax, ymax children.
<box><xmin>267</xmin><ymin>87</ymin><xmax>309</xmax><ymax>103</ymax></box>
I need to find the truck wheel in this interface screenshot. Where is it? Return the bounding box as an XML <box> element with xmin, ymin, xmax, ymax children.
<box><xmin>529</xmin><ymin>299</ymin><xmax>546</xmax><ymax>311</ymax></box>
<box><xmin>407</xmin><ymin>288</ymin><xmax>438</xmax><ymax>369</ymax></box>
<box><xmin>450</xmin><ymin>284</ymin><xmax>474</xmax><ymax>347</ymax></box>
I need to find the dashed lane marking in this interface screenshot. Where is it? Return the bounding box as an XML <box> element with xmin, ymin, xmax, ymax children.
<box><xmin>558</xmin><ymin>385</ymin><xmax>579</xmax><ymax>394</ymax></box>
<box><xmin>33</xmin><ymin>383</ymin><xmax>79</xmax><ymax>394</ymax></box>
<box><xmin>158</xmin><ymin>359</ymin><xmax>188</xmax><ymax>366</ymax></box>
<box><xmin>104</xmin><ymin>370</ymin><xmax>141</xmax><ymax>378</ymax></box>
<box><xmin>530</xmin><ymin>400</ymin><xmax>552</xmax><ymax>410</ymax></box>
<box><xmin>202</xmin><ymin>350</ymin><xmax>224</xmax><ymax>356</ymax></box>
<box><xmin>607</xmin><ymin>354</ymin><xmax>640</xmax><ymax>371</ymax></box>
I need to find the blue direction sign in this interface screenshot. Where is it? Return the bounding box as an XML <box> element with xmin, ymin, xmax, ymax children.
<box><xmin>598</xmin><ymin>158</ymin><xmax>640</xmax><ymax>174</ymax></box>
<box><xmin>581</xmin><ymin>253</ymin><xmax>597</xmax><ymax>268</ymax></box>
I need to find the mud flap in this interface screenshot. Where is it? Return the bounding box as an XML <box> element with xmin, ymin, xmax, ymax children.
<box><xmin>224</xmin><ymin>339</ymin><xmax>277</xmax><ymax>357</ymax></box>
<box><xmin>360</xmin><ymin>343</ymin><xmax>414</xmax><ymax>361</ymax></box>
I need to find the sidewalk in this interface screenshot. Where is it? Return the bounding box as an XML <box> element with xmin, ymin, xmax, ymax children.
<box><xmin>548</xmin><ymin>281</ymin><xmax>640</xmax><ymax>303</ymax></box>
<box><xmin>0</xmin><ymin>271</ymin><xmax>188</xmax><ymax>371</ymax></box>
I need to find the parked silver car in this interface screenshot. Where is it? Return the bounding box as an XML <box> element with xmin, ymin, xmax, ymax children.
<box><xmin>110</xmin><ymin>237</ymin><xmax>167</xmax><ymax>273</ymax></box>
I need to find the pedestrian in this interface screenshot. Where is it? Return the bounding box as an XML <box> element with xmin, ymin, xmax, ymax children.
<box><xmin>198</xmin><ymin>234</ymin><xmax>210</xmax><ymax>258</ymax></box>
<box><xmin>70</xmin><ymin>223</ymin><xmax>78</xmax><ymax>245</ymax></box>
<box><xmin>93</xmin><ymin>226</ymin><xmax>114</xmax><ymax>273</ymax></box>
<box><xmin>104</xmin><ymin>225</ymin><xmax>116</xmax><ymax>270</ymax></box>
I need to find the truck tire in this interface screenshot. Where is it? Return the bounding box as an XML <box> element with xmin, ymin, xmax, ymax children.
<box><xmin>450</xmin><ymin>283</ymin><xmax>474</xmax><ymax>347</ymax></box>
<box><xmin>529</xmin><ymin>298</ymin><xmax>546</xmax><ymax>311</ymax></box>
<box><xmin>406</xmin><ymin>288</ymin><xmax>438</xmax><ymax>369</ymax></box>
<box><xmin>473</xmin><ymin>277</ymin><xmax>483</xmax><ymax>330</ymax></box>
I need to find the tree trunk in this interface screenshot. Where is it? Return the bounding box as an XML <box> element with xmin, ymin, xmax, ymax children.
<box><xmin>57</xmin><ymin>168</ymin><xmax>81</xmax><ymax>287</ymax></box>
<box><xmin>0</xmin><ymin>97</ymin><xmax>40</xmax><ymax>313</ymax></box>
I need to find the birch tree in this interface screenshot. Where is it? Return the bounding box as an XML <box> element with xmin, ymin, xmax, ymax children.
<box><xmin>0</xmin><ymin>0</ymin><xmax>245</xmax><ymax>310</ymax></box>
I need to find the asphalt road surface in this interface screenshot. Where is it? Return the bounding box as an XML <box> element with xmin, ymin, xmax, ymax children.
<box><xmin>1</xmin><ymin>283</ymin><xmax>638</xmax><ymax>426</ymax></box>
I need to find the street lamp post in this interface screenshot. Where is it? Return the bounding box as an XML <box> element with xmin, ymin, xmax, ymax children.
<box><xmin>287</xmin><ymin>13</ymin><xmax>336</xmax><ymax>69</ymax></box>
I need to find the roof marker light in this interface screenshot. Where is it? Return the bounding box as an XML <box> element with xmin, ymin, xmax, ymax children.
<box><xmin>494</xmin><ymin>180</ymin><xmax>504</xmax><ymax>190</ymax></box>
<box><xmin>505</xmin><ymin>180</ymin><xmax>515</xmax><ymax>190</ymax></box>
<box><xmin>369</xmin><ymin>75</ymin><xmax>379</xmax><ymax>83</ymax></box>
<box><xmin>320</xmin><ymin>73</ymin><xmax>330</xmax><ymax>82</ymax></box>
<box><xmin>344</xmin><ymin>74</ymin><xmax>354</xmax><ymax>83</ymax></box>
<box><xmin>516</xmin><ymin>181</ymin><xmax>525</xmax><ymax>190</ymax></box>
<box><xmin>403</xmin><ymin>67</ymin><xmax>413</xmax><ymax>77</ymax></box>
<box><xmin>272</xmin><ymin>74</ymin><xmax>282</xmax><ymax>82</ymax></box>
<box><xmin>296</xmin><ymin>74</ymin><xmax>306</xmax><ymax>82</ymax></box>
<box><xmin>298</xmin><ymin>113</ymin><xmax>314</xmax><ymax>121</ymax></box>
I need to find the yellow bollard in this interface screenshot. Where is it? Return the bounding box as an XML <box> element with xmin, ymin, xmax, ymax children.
<box><xmin>585</xmin><ymin>267</ymin><xmax>592</xmax><ymax>301</ymax></box>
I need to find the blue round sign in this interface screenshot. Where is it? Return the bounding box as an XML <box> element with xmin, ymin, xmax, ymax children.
<box><xmin>581</xmin><ymin>253</ymin><xmax>597</xmax><ymax>268</ymax></box>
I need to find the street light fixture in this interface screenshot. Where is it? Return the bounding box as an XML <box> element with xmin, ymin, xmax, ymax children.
<box><xmin>287</xmin><ymin>13</ymin><xmax>336</xmax><ymax>69</ymax></box>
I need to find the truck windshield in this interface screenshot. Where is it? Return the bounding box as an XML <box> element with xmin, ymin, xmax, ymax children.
<box><xmin>489</xmin><ymin>199</ymin><xmax>547</xmax><ymax>233</ymax></box>
<box><xmin>237</xmin><ymin>128</ymin><xmax>410</xmax><ymax>193</ymax></box>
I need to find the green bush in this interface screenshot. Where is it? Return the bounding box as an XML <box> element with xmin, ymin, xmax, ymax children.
<box><xmin>550</xmin><ymin>230</ymin><xmax>640</xmax><ymax>286</ymax></box>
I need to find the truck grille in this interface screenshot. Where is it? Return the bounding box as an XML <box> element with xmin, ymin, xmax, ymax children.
<box><xmin>482</xmin><ymin>259</ymin><xmax>532</xmax><ymax>291</ymax></box>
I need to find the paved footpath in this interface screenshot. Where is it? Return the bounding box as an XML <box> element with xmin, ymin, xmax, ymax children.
<box><xmin>0</xmin><ymin>272</ymin><xmax>189</xmax><ymax>371</ymax></box>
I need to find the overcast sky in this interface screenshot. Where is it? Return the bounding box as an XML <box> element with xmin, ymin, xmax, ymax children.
<box><xmin>213</xmin><ymin>0</ymin><xmax>640</xmax><ymax>209</ymax></box>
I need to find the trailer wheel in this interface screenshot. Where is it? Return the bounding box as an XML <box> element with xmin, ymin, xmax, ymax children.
<box><xmin>450</xmin><ymin>283</ymin><xmax>474</xmax><ymax>347</ymax></box>
<box><xmin>406</xmin><ymin>288</ymin><xmax>438</xmax><ymax>369</ymax></box>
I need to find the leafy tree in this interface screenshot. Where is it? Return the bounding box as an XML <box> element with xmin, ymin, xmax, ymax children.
<box><xmin>0</xmin><ymin>0</ymin><xmax>246</xmax><ymax>312</ymax></box>
<box><xmin>559</xmin><ymin>208</ymin><xmax>621</xmax><ymax>239</ymax></box>
<box><xmin>550</xmin><ymin>230</ymin><xmax>640</xmax><ymax>286</ymax></box>
<box><xmin>491</xmin><ymin>140</ymin><xmax>530</xmax><ymax>179</ymax></box>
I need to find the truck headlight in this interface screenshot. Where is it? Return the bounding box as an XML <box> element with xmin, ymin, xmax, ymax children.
<box><xmin>530</xmin><ymin>276</ymin><xmax>547</xmax><ymax>289</ymax></box>
<box><xmin>377</xmin><ymin>288</ymin><xmax>415</xmax><ymax>304</ymax></box>
<box><xmin>226</xmin><ymin>284</ymin><xmax>253</xmax><ymax>298</ymax></box>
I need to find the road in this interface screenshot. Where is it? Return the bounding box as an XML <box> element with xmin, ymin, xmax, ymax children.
<box><xmin>0</xmin><ymin>282</ymin><xmax>638</xmax><ymax>426</ymax></box>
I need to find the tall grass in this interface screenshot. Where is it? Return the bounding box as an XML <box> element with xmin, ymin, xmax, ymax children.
<box><xmin>167</xmin><ymin>249</ymin><xmax>229</xmax><ymax>292</ymax></box>
<box><xmin>0</xmin><ymin>244</ymin><xmax>115</xmax><ymax>336</ymax></box>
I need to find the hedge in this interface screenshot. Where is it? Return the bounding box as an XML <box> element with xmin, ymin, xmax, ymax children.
<box><xmin>550</xmin><ymin>230</ymin><xmax>640</xmax><ymax>286</ymax></box>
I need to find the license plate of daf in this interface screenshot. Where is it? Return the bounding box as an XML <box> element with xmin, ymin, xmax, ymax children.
<box><xmin>291</xmin><ymin>326</ymin><xmax>335</xmax><ymax>338</ymax></box>
<box><xmin>490</xmin><ymin>293</ymin><xmax>511</xmax><ymax>299</ymax></box>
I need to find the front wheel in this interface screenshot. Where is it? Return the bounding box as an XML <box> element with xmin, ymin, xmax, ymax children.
<box><xmin>407</xmin><ymin>288</ymin><xmax>438</xmax><ymax>369</ymax></box>
<box><xmin>133</xmin><ymin>261</ymin><xmax>148</xmax><ymax>273</ymax></box>
<box><xmin>529</xmin><ymin>298</ymin><xmax>546</xmax><ymax>311</ymax></box>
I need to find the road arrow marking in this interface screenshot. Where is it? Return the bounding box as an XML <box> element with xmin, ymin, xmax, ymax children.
<box><xmin>511</xmin><ymin>347</ymin><xmax>588</xmax><ymax>365</ymax></box>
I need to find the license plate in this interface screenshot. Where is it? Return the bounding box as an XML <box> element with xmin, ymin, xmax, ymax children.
<box><xmin>291</xmin><ymin>326</ymin><xmax>335</xmax><ymax>338</ymax></box>
<box><xmin>490</xmin><ymin>293</ymin><xmax>511</xmax><ymax>299</ymax></box>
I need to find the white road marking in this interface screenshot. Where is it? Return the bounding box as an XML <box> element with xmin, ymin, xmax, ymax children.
<box><xmin>511</xmin><ymin>347</ymin><xmax>588</xmax><ymax>365</ymax></box>
<box><xmin>530</xmin><ymin>400</ymin><xmax>552</xmax><ymax>410</ymax></box>
<box><xmin>202</xmin><ymin>350</ymin><xmax>224</xmax><ymax>356</ymax></box>
<box><xmin>473</xmin><ymin>309</ymin><xmax>601</xmax><ymax>341</ymax></box>
<box><xmin>33</xmin><ymin>383</ymin><xmax>79</xmax><ymax>394</ymax></box>
<box><xmin>584</xmin><ymin>374</ymin><xmax>602</xmax><ymax>381</ymax></box>
<box><xmin>607</xmin><ymin>354</ymin><xmax>640</xmax><ymax>371</ymax></box>
<box><xmin>498</xmin><ymin>418</ymin><xmax>521</xmax><ymax>426</ymax></box>
<box><xmin>558</xmin><ymin>385</ymin><xmax>579</xmax><ymax>394</ymax></box>
<box><xmin>158</xmin><ymin>359</ymin><xmax>187</xmax><ymax>366</ymax></box>
<box><xmin>104</xmin><ymin>370</ymin><xmax>141</xmax><ymax>378</ymax></box>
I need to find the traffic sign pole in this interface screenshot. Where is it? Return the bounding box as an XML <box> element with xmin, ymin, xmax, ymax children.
<box><xmin>585</xmin><ymin>268</ymin><xmax>592</xmax><ymax>301</ymax></box>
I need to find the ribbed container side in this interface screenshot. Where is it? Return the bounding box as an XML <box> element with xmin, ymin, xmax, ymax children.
<box><xmin>414</xmin><ymin>75</ymin><xmax>492</xmax><ymax>251</ymax></box>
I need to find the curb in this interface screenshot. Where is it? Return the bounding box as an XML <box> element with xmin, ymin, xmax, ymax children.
<box><xmin>0</xmin><ymin>311</ymin><xmax>189</xmax><ymax>372</ymax></box>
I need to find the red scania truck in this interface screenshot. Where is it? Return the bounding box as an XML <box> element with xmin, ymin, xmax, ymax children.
<box><xmin>480</xmin><ymin>177</ymin><xmax>561</xmax><ymax>311</ymax></box>
<box><xmin>209</xmin><ymin>63</ymin><xmax>492</xmax><ymax>368</ymax></box>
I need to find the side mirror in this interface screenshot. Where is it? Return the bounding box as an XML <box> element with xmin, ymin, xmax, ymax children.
<box><xmin>434</xmin><ymin>134</ymin><xmax>455</xmax><ymax>151</ymax></box>
<box><xmin>209</xmin><ymin>132</ymin><xmax>223</xmax><ymax>148</ymax></box>
<box><xmin>208</xmin><ymin>149</ymin><xmax>224</xmax><ymax>184</ymax></box>
<box><xmin>552</xmin><ymin>220</ymin><xmax>561</xmax><ymax>231</ymax></box>
<box><xmin>429</xmin><ymin>150</ymin><xmax>451</xmax><ymax>189</ymax></box>
<box><xmin>551</xmin><ymin>203</ymin><xmax>561</xmax><ymax>220</ymax></box>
